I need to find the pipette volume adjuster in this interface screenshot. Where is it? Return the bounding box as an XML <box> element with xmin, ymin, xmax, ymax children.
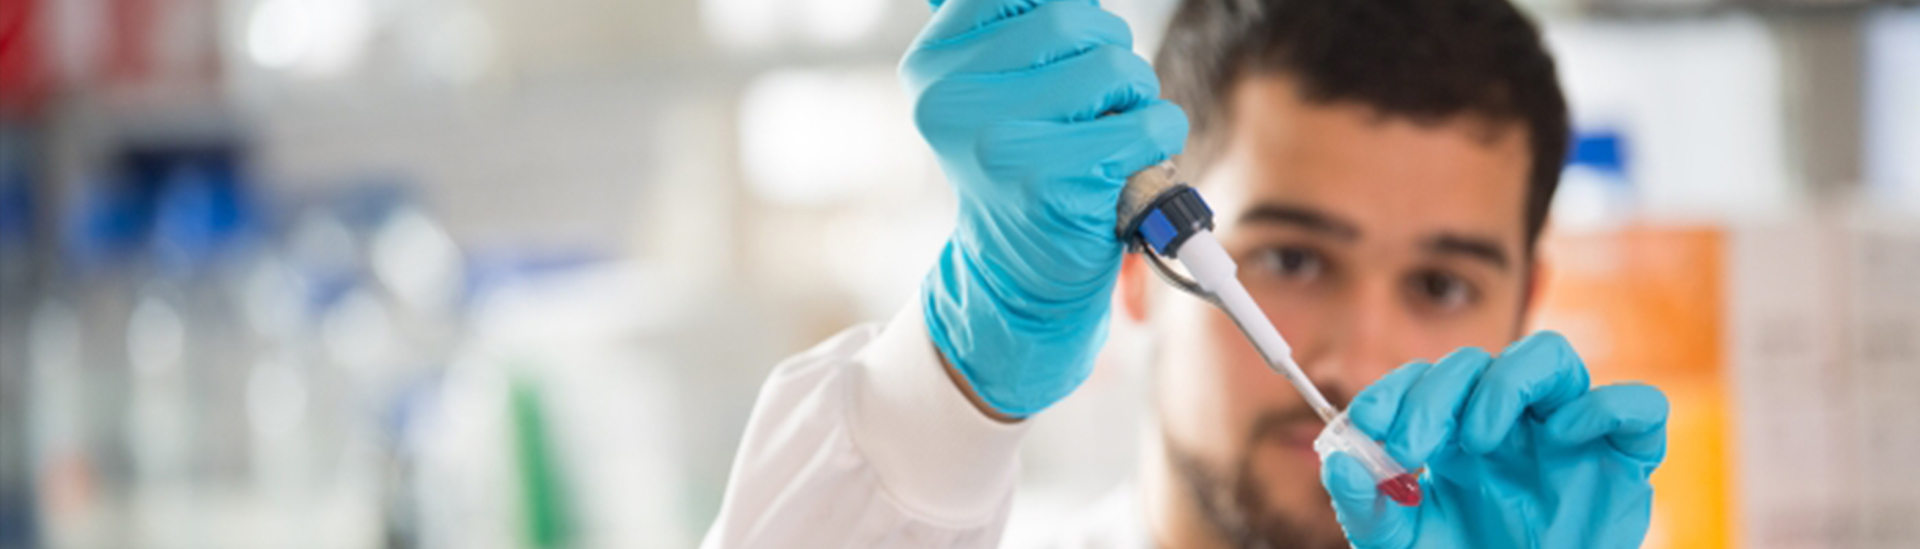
<box><xmin>1131</xmin><ymin>186</ymin><xmax>1213</xmax><ymax>257</ymax></box>
<box><xmin>1116</xmin><ymin>162</ymin><xmax>1213</xmax><ymax>258</ymax></box>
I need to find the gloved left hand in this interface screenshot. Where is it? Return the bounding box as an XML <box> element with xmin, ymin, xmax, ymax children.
<box><xmin>1320</xmin><ymin>331</ymin><xmax>1669</xmax><ymax>548</ymax></box>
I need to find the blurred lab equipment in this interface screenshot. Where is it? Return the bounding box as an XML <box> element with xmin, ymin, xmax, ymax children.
<box><xmin>0</xmin><ymin>0</ymin><xmax>1915</xmax><ymax>548</ymax></box>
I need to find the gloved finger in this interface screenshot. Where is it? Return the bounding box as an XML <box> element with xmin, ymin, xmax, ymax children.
<box><xmin>953</xmin><ymin>202</ymin><xmax>1125</xmax><ymax>300</ymax></box>
<box><xmin>1011</xmin><ymin>44</ymin><xmax>1161</xmax><ymax>122</ymax></box>
<box><xmin>978</xmin><ymin>98</ymin><xmax>1187</xmax><ymax>187</ymax></box>
<box><xmin>916</xmin><ymin>44</ymin><xmax>1159</xmax><ymax>128</ymax></box>
<box><xmin>1322</xmin><ymin>452</ymin><xmax>1417</xmax><ymax>549</ymax></box>
<box><xmin>912</xmin><ymin>0</ymin><xmax>1130</xmax><ymax>75</ymax></box>
<box><xmin>1541</xmin><ymin>383</ymin><xmax>1669</xmax><ymax>462</ymax></box>
<box><xmin>1385</xmin><ymin>347</ymin><xmax>1492</xmax><ymax>467</ymax></box>
<box><xmin>1347</xmin><ymin>361</ymin><xmax>1432</xmax><ymax>440</ymax></box>
<box><xmin>1459</xmin><ymin>331</ymin><xmax>1592</xmax><ymax>455</ymax></box>
<box><xmin>921</xmin><ymin>0</ymin><xmax>1091</xmax><ymax>43</ymax></box>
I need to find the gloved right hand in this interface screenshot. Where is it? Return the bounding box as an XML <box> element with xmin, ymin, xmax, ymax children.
<box><xmin>1320</xmin><ymin>333</ymin><xmax>1668</xmax><ymax>548</ymax></box>
<box><xmin>902</xmin><ymin>0</ymin><xmax>1187</xmax><ymax>418</ymax></box>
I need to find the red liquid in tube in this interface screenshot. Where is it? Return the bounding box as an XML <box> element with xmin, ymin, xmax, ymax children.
<box><xmin>1377</xmin><ymin>473</ymin><xmax>1422</xmax><ymax>506</ymax></box>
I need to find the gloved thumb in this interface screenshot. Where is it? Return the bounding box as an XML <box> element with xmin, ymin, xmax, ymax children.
<box><xmin>1323</xmin><ymin>452</ymin><xmax>1416</xmax><ymax>549</ymax></box>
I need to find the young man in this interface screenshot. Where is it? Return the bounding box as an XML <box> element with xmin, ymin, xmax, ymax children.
<box><xmin>702</xmin><ymin>0</ymin><xmax>1669</xmax><ymax>546</ymax></box>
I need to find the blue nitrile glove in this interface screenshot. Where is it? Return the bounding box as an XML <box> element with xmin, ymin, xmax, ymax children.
<box><xmin>1321</xmin><ymin>332</ymin><xmax>1669</xmax><ymax>548</ymax></box>
<box><xmin>902</xmin><ymin>0</ymin><xmax>1188</xmax><ymax>417</ymax></box>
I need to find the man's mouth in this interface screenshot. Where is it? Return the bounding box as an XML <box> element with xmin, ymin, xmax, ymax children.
<box><xmin>1250</xmin><ymin>411</ymin><xmax>1330</xmax><ymax>461</ymax></box>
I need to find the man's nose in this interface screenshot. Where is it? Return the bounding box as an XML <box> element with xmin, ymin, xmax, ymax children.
<box><xmin>1301</xmin><ymin>281</ymin><xmax>1408</xmax><ymax>404</ymax></box>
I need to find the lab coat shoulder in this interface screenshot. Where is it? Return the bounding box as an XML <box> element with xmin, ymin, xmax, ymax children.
<box><xmin>702</xmin><ymin>304</ymin><xmax>1031</xmax><ymax>549</ymax></box>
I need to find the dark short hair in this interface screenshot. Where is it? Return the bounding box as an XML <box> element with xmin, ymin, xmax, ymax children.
<box><xmin>1155</xmin><ymin>0</ymin><xmax>1570</xmax><ymax>250</ymax></box>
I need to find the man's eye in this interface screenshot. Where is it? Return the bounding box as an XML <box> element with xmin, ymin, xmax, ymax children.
<box><xmin>1408</xmin><ymin>270</ymin><xmax>1477</xmax><ymax>312</ymax></box>
<box><xmin>1253</xmin><ymin>247</ymin><xmax>1324</xmax><ymax>281</ymax></box>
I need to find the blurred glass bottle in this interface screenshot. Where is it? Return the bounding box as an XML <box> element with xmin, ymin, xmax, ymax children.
<box><xmin>130</xmin><ymin>148</ymin><xmax>377</xmax><ymax>548</ymax></box>
<box><xmin>122</xmin><ymin>152</ymin><xmax>257</xmax><ymax>546</ymax></box>
<box><xmin>1553</xmin><ymin>129</ymin><xmax>1637</xmax><ymax>231</ymax></box>
<box><xmin>0</xmin><ymin>128</ymin><xmax>41</xmax><ymax>549</ymax></box>
<box><xmin>29</xmin><ymin>178</ymin><xmax>152</xmax><ymax>548</ymax></box>
<box><xmin>230</xmin><ymin>202</ymin><xmax>369</xmax><ymax>548</ymax></box>
<box><xmin>287</xmin><ymin>183</ymin><xmax>467</xmax><ymax>549</ymax></box>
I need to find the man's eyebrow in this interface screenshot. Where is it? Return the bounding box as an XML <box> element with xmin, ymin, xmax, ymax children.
<box><xmin>1423</xmin><ymin>233</ymin><xmax>1511</xmax><ymax>270</ymax></box>
<box><xmin>1237</xmin><ymin>203</ymin><xmax>1360</xmax><ymax>240</ymax></box>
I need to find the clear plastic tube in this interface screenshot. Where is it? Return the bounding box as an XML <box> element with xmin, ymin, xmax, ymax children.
<box><xmin>1316</xmin><ymin>412</ymin><xmax>1422</xmax><ymax>506</ymax></box>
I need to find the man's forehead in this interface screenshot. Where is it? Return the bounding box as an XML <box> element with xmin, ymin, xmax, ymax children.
<box><xmin>1200</xmin><ymin>74</ymin><xmax>1534</xmax><ymax>254</ymax></box>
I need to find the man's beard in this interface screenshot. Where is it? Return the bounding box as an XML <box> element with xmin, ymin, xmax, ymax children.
<box><xmin>1164</xmin><ymin>400</ymin><xmax>1352</xmax><ymax>549</ymax></box>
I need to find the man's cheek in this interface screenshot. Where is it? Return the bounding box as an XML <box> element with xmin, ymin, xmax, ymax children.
<box><xmin>1156</xmin><ymin>305</ymin><xmax>1245</xmax><ymax>454</ymax></box>
<box><xmin>1206</xmin><ymin>307</ymin><xmax>1282</xmax><ymax>387</ymax></box>
<box><xmin>1211</xmin><ymin>302</ymin><xmax>1333</xmax><ymax>414</ymax></box>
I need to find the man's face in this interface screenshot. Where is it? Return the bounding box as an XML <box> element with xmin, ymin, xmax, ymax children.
<box><xmin>1121</xmin><ymin>74</ymin><xmax>1539</xmax><ymax>547</ymax></box>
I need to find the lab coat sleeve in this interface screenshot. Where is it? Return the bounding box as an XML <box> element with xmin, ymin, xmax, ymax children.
<box><xmin>700</xmin><ymin>304</ymin><xmax>1032</xmax><ymax>548</ymax></box>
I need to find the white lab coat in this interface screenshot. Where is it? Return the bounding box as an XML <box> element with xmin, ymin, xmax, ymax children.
<box><xmin>700</xmin><ymin>304</ymin><xmax>1154</xmax><ymax>549</ymax></box>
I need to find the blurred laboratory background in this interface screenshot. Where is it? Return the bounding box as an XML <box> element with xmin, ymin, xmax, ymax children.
<box><xmin>0</xmin><ymin>0</ymin><xmax>1916</xmax><ymax>547</ymax></box>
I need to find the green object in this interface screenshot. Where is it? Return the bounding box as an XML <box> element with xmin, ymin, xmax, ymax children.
<box><xmin>511</xmin><ymin>374</ymin><xmax>572</xmax><ymax>549</ymax></box>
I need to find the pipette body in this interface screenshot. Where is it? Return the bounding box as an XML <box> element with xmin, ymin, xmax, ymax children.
<box><xmin>1172</xmin><ymin>230</ymin><xmax>1337</xmax><ymax>419</ymax></box>
<box><xmin>1117</xmin><ymin>162</ymin><xmax>1421</xmax><ymax>506</ymax></box>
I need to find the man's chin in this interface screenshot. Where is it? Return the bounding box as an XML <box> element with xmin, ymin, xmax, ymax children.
<box><xmin>1248</xmin><ymin>491</ymin><xmax>1346</xmax><ymax>548</ymax></box>
<box><xmin>1245</xmin><ymin>442</ymin><xmax>1346</xmax><ymax>547</ymax></box>
<box><xmin>1167</xmin><ymin>430</ymin><xmax>1349</xmax><ymax>549</ymax></box>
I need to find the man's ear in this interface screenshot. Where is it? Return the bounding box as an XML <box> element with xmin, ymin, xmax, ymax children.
<box><xmin>1518</xmin><ymin>255</ymin><xmax>1549</xmax><ymax>331</ymax></box>
<box><xmin>1118</xmin><ymin>252</ymin><xmax>1152</xmax><ymax>323</ymax></box>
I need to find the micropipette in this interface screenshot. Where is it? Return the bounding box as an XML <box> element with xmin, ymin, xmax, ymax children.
<box><xmin>1116</xmin><ymin>162</ymin><xmax>1422</xmax><ymax>506</ymax></box>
